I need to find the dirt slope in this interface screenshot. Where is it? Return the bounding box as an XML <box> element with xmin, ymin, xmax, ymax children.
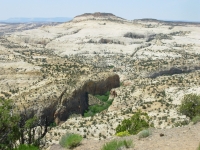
<box><xmin>49</xmin><ymin>122</ymin><xmax>200</xmax><ymax>150</ymax></box>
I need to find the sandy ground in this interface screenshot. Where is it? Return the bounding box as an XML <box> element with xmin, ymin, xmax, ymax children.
<box><xmin>49</xmin><ymin>122</ymin><xmax>200</xmax><ymax>150</ymax></box>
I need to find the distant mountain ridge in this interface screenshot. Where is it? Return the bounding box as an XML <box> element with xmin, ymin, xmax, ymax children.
<box><xmin>0</xmin><ymin>17</ymin><xmax>72</xmax><ymax>23</ymax></box>
<box><xmin>134</xmin><ymin>18</ymin><xmax>200</xmax><ymax>24</ymax></box>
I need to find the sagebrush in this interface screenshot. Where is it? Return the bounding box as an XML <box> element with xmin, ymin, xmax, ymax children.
<box><xmin>59</xmin><ymin>133</ymin><xmax>82</xmax><ymax>149</ymax></box>
<box><xmin>101</xmin><ymin>139</ymin><xmax>133</xmax><ymax>150</ymax></box>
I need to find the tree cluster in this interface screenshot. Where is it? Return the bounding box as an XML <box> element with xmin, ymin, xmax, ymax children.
<box><xmin>0</xmin><ymin>99</ymin><xmax>48</xmax><ymax>150</ymax></box>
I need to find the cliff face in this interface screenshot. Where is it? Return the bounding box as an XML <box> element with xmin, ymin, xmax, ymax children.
<box><xmin>16</xmin><ymin>73</ymin><xmax>119</xmax><ymax>125</ymax></box>
<box><xmin>54</xmin><ymin>74</ymin><xmax>120</xmax><ymax>124</ymax></box>
<box><xmin>148</xmin><ymin>66</ymin><xmax>200</xmax><ymax>78</ymax></box>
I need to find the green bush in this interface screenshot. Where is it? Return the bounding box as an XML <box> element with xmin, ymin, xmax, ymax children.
<box><xmin>101</xmin><ymin>139</ymin><xmax>133</xmax><ymax>150</ymax></box>
<box><xmin>95</xmin><ymin>91</ymin><xmax>110</xmax><ymax>102</ymax></box>
<box><xmin>59</xmin><ymin>133</ymin><xmax>82</xmax><ymax>149</ymax></box>
<box><xmin>138</xmin><ymin>129</ymin><xmax>151</xmax><ymax>139</ymax></box>
<box><xmin>0</xmin><ymin>99</ymin><xmax>20</xmax><ymax>150</ymax></box>
<box><xmin>49</xmin><ymin>122</ymin><xmax>56</xmax><ymax>128</ymax></box>
<box><xmin>116</xmin><ymin>131</ymin><xmax>130</xmax><ymax>137</ymax></box>
<box><xmin>179</xmin><ymin>94</ymin><xmax>200</xmax><ymax>119</ymax></box>
<box><xmin>116</xmin><ymin>111</ymin><xmax>152</xmax><ymax>135</ymax></box>
<box><xmin>0</xmin><ymin>99</ymin><xmax>48</xmax><ymax>149</ymax></box>
<box><xmin>13</xmin><ymin>144</ymin><xmax>39</xmax><ymax>150</ymax></box>
<box><xmin>84</xmin><ymin>104</ymin><xmax>110</xmax><ymax>117</ymax></box>
<box><xmin>192</xmin><ymin>115</ymin><xmax>200</xmax><ymax>124</ymax></box>
<box><xmin>197</xmin><ymin>143</ymin><xmax>200</xmax><ymax>150</ymax></box>
<box><xmin>84</xmin><ymin>91</ymin><xmax>113</xmax><ymax>117</ymax></box>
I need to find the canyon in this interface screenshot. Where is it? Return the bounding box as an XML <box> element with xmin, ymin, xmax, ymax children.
<box><xmin>0</xmin><ymin>12</ymin><xmax>200</xmax><ymax>149</ymax></box>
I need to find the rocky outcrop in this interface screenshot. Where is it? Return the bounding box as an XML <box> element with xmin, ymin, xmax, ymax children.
<box><xmin>124</xmin><ymin>32</ymin><xmax>145</xmax><ymax>39</ymax></box>
<box><xmin>54</xmin><ymin>73</ymin><xmax>120</xmax><ymax>124</ymax></box>
<box><xmin>19</xmin><ymin>73</ymin><xmax>120</xmax><ymax>125</ymax></box>
<box><xmin>16</xmin><ymin>73</ymin><xmax>120</xmax><ymax>125</ymax></box>
<box><xmin>98</xmin><ymin>38</ymin><xmax>124</xmax><ymax>44</ymax></box>
<box><xmin>88</xmin><ymin>94</ymin><xmax>103</xmax><ymax>106</ymax></box>
<box><xmin>148</xmin><ymin>66</ymin><xmax>200</xmax><ymax>78</ymax></box>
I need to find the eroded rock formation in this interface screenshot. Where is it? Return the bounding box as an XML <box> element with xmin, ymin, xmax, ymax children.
<box><xmin>54</xmin><ymin>73</ymin><xmax>120</xmax><ymax>124</ymax></box>
<box><xmin>148</xmin><ymin>66</ymin><xmax>200</xmax><ymax>78</ymax></box>
<box><xmin>18</xmin><ymin>73</ymin><xmax>120</xmax><ymax>125</ymax></box>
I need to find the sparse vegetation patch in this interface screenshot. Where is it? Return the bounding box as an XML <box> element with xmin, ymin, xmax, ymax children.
<box><xmin>13</xmin><ymin>144</ymin><xmax>39</xmax><ymax>150</ymax></box>
<box><xmin>101</xmin><ymin>139</ymin><xmax>133</xmax><ymax>150</ymax></box>
<box><xmin>59</xmin><ymin>133</ymin><xmax>83</xmax><ymax>149</ymax></box>
<box><xmin>84</xmin><ymin>91</ymin><xmax>113</xmax><ymax>117</ymax></box>
<box><xmin>116</xmin><ymin>131</ymin><xmax>130</xmax><ymax>137</ymax></box>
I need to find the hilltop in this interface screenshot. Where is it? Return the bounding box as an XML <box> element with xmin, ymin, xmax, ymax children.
<box><xmin>73</xmin><ymin>12</ymin><xmax>126</xmax><ymax>22</ymax></box>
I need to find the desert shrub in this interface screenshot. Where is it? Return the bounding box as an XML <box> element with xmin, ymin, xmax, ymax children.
<box><xmin>155</xmin><ymin>33</ymin><xmax>172</xmax><ymax>40</ymax></box>
<box><xmin>116</xmin><ymin>131</ymin><xmax>130</xmax><ymax>137</ymax></box>
<box><xmin>59</xmin><ymin>133</ymin><xmax>82</xmax><ymax>149</ymax></box>
<box><xmin>179</xmin><ymin>94</ymin><xmax>200</xmax><ymax>119</ymax></box>
<box><xmin>124</xmin><ymin>32</ymin><xmax>144</xmax><ymax>39</ymax></box>
<box><xmin>192</xmin><ymin>115</ymin><xmax>200</xmax><ymax>124</ymax></box>
<box><xmin>101</xmin><ymin>139</ymin><xmax>133</xmax><ymax>150</ymax></box>
<box><xmin>108</xmin><ymin>65</ymin><xmax>114</xmax><ymax>69</ymax></box>
<box><xmin>13</xmin><ymin>144</ymin><xmax>39</xmax><ymax>150</ymax></box>
<box><xmin>138</xmin><ymin>129</ymin><xmax>151</xmax><ymax>139</ymax></box>
<box><xmin>197</xmin><ymin>143</ymin><xmax>200</xmax><ymax>150</ymax></box>
<box><xmin>174</xmin><ymin>120</ymin><xmax>189</xmax><ymax>127</ymax></box>
<box><xmin>116</xmin><ymin>111</ymin><xmax>152</xmax><ymax>135</ymax></box>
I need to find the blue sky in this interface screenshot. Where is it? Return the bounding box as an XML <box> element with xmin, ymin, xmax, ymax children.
<box><xmin>0</xmin><ymin>0</ymin><xmax>200</xmax><ymax>21</ymax></box>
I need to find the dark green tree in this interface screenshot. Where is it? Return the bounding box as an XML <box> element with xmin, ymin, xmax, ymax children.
<box><xmin>0</xmin><ymin>99</ymin><xmax>48</xmax><ymax>149</ymax></box>
<box><xmin>179</xmin><ymin>94</ymin><xmax>200</xmax><ymax>119</ymax></box>
<box><xmin>116</xmin><ymin>110</ymin><xmax>152</xmax><ymax>135</ymax></box>
<box><xmin>0</xmin><ymin>99</ymin><xmax>20</xmax><ymax>150</ymax></box>
<box><xmin>18</xmin><ymin>107</ymin><xmax>48</xmax><ymax>148</ymax></box>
